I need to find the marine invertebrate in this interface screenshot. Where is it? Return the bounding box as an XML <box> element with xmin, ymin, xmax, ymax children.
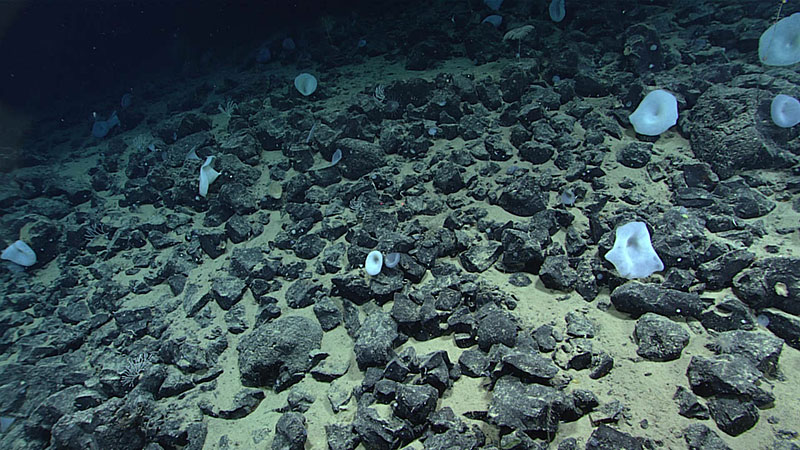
<box><xmin>120</xmin><ymin>353</ymin><xmax>153</xmax><ymax>387</ymax></box>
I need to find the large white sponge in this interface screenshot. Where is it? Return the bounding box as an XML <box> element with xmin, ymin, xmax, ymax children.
<box><xmin>629</xmin><ymin>90</ymin><xmax>678</xmax><ymax>136</ymax></box>
<box><xmin>604</xmin><ymin>222</ymin><xmax>664</xmax><ymax>279</ymax></box>
<box><xmin>759</xmin><ymin>13</ymin><xmax>800</xmax><ymax>66</ymax></box>
<box><xmin>1</xmin><ymin>240</ymin><xmax>36</xmax><ymax>267</ymax></box>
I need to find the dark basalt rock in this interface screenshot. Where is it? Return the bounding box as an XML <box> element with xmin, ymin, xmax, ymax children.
<box><xmin>238</xmin><ymin>316</ymin><xmax>323</xmax><ymax>391</ymax></box>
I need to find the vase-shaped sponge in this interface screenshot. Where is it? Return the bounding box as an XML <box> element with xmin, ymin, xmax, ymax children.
<box><xmin>604</xmin><ymin>222</ymin><xmax>664</xmax><ymax>279</ymax></box>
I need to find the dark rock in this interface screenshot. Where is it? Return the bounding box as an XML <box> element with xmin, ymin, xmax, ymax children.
<box><xmin>518</xmin><ymin>142</ymin><xmax>555</xmax><ymax>165</ymax></box>
<box><xmin>484</xmin><ymin>134</ymin><xmax>513</xmax><ymax>161</ymax></box>
<box><xmin>352</xmin><ymin>406</ymin><xmax>408</xmax><ymax>450</ymax></box>
<box><xmin>147</xmin><ymin>230</ymin><xmax>179</xmax><ymax>249</ymax></box>
<box><xmin>732</xmin><ymin>257</ymin><xmax>800</xmax><ymax>314</ymax></box>
<box><xmin>229</xmin><ymin>247</ymin><xmax>272</xmax><ymax>281</ymax></box>
<box><xmin>459</xmin><ymin>242</ymin><xmax>502</xmax><ymax>273</ymax></box>
<box><xmin>499</xmin><ymin>65</ymin><xmax>530</xmax><ymax>103</ymax></box>
<box><xmin>292</xmin><ymin>233</ymin><xmax>325</xmax><ymax>259</ymax></box>
<box><xmin>568</xmin><ymin>389</ymin><xmax>600</xmax><ymax>420</ymax></box>
<box><xmin>419</xmin><ymin>350</ymin><xmax>453</xmax><ymax>395</ymax></box>
<box><xmin>108</xmin><ymin>227</ymin><xmax>147</xmax><ymax>254</ymax></box>
<box><xmin>423</xmin><ymin>426</ymin><xmax>483</xmax><ymax>450</ymax></box>
<box><xmin>354</xmin><ymin>312</ymin><xmax>398</xmax><ymax>370</ymax></box>
<box><xmin>223</xmin><ymin>303</ymin><xmax>248</xmax><ymax>334</ymax></box>
<box><xmin>199</xmin><ymin>389</ymin><xmax>264</xmax><ymax>419</ymax></box>
<box><xmin>238</xmin><ymin>315</ymin><xmax>323</xmax><ymax>391</ymax></box>
<box><xmin>565</xmin><ymin>311</ymin><xmax>595</xmax><ymax>338</ymax></box>
<box><xmin>617</xmin><ymin>142</ymin><xmax>652</xmax><ymax>168</ymax></box>
<box><xmin>211</xmin><ymin>275</ymin><xmax>246</xmax><ymax>310</ymax></box>
<box><xmin>683</xmin><ymin>423</ymin><xmax>731</xmax><ymax>450</ymax></box>
<box><xmin>564</xmin><ymin>227</ymin><xmax>587</xmax><ymax>257</ymax></box>
<box><xmin>488</xmin><ymin>376</ymin><xmax>562</xmax><ymax>436</ymax></box>
<box><xmin>696</xmin><ymin>249</ymin><xmax>755</xmax><ymax>290</ymax></box>
<box><xmin>177</xmin><ymin>113</ymin><xmax>211</xmax><ymax>138</ymax></box>
<box><xmin>458</xmin><ymin>348</ymin><xmax>490</xmax><ymax>377</ymax></box>
<box><xmin>406</xmin><ymin>40</ymin><xmax>447</xmax><ymax>70</ymax></box>
<box><xmin>590</xmin><ymin>352</ymin><xmax>614</xmax><ymax>379</ymax></box>
<box><xmin>218</xmin><ymin>182</ymin><xmax>257</xmax><ymax>215</ymax></box>
<box><xmin>182</xmin><ymin>283</ymin><xmax>212</xmax><ymax>317</ymax></box>
<box><xmin>673</xmin><ymin>386</ymin><xmax>710</xmax><ymax>420</ymax></box>
<box><xmin>758</xmin><ymin>309</ymin><xmax>800</xmax><ymax>351</ymax></box>
<box><xmin>332</xmin><ymin>275</ymin><xmax>372</xmax><ymax>305</ymax></box>
<box><xmin>500</xmin><ymin>229</ymin><xmax>545</xmax><ymax>273</ymax></box>
<box><xmin>432</xmin><ymin>161</ymin><xmax>464</xmax><ymax>194</ymax></box>
<box><xmin>114</xmin><ymin>307</ymin><xmax>153</xmax><ymax>338</ymax></box>
<box><xmin>496</xmin><ymin>175</ymin><xmax>547</xmax><ymax>216</ymax></box>
<box><xmin>633</xmin><ymin>313</ymin><xmax>690</xmax><ymax>361</ymax></box>
<box><xmin>393</xmin><ymin>384</ymin><xmax>438</xmax><ymax>424</ymax></box>
<box><xmin>383</xmin><ymin>350</ymin><xmax>413</xmax><ymax>382</ymax></box>
<box><xmin>585</xmin><ymin>424</ymin><xmax>645</xmax><ymax>450</ymax></box>
<box><xmin>285</xmin><ymin>202</ymin><xmax>323</xmax><ymax>223</ymax></box>
<box><xmin>539</xmin><ymin>255</ymin><xmax>578</xmax><ymax>291</ymax></box>
<box><xmin>623</xmin><ymin>24</ymin><xmax>667</xmax><ymax>74</ymax></box>
<box><xmin>686</xmin><ymin>355</ymin><xmax>774</xmax><ymax>407</ymax></box>
<box><xmin>335</xmin><ymin>138</ymin><xmax>386</xmax><ymax>179</ymax></box>
<box><xmin>532</xmin><ymin>324</ymin><xmax>558</xmax><ymax>353</ymax></box>
<box><xmin>564</xmin><ymin>338</ymin><xmax>594</xmax><ymax>371</ymax></box>
<box><xmin>500</xmin><ymin>349</ymin><xmax>560</xmax><ymax>383</ymax></box>
<box><xmin>610</xmin><ymin>282</ymin><xmax>711</xmax><ymax>319</ymax></box>
<box><xmin>476</xmin><ymin>305</ymin><xmax>517</xmax><ymax>351</ymax></box>
<box><xmin>196</xmin><ymin>230</ymin><xmax>226</xmax><ymax>259</ymax></box>
<box><xmin>272</xmin><ymin>411</ymin><xmax>307</xmax><ymax>450</ymax></box>
<box><xmin>699</xmin><ymin>296</ymin><xmax>758</xmax><ymax>332</ymax></box>
<box><xmin>683</xmin><ymin>163</ymin><xmax>719</xmax><ymax>190</ymax></box>
<box><xmin>225</xmin><ymin>215</ymin><xmax>254</xmax><ymax>243</ymax></box>
<box><xmin>49</xmin><ymin>397</ymin><xmax>152</xmax><ymax>449</ymax></box>
<box><xmin>158</xmin><ymin>368</ymin><xmax>195</xmax><ymax>399</ymax></box>
<box><xmin>706</xmin><ymin>330</ymin><xmax>783</xmax><ymax>377</ymax></box>
<box><xmin>202</xmin><ymin>201</ymin><xmax>234</xmax><ymax>227</ymax></box>
<box><xmin>310</xmin><ymin>351</ymin><xmax>350</xmax><ymax>383</ymax></box>
<box><xmin>313</xmin><ymin>297</ymin><xmax>341</xmax><ymax>331</ymax></box>
<box><xmin>683</xmin><ymin>84</ymin><xmax>797</xmax><ymax>179</ymax></box>
<box><xmin>674</xmin><ymin>187</ymin><xmax>714</xmax><ymax>207</ymax></box>
<box><xmin>707</xmin><ymin>396</ymin><xmax>759</xmax><ymax>437</ymax></box>
<box><xmin>650</xmin><ymin>209</ymin><xmax>708</xmax><ymax>271</ymax></box>
<box><xmin>475</xmin><ymin>80</ymin><xmax>502</xmax><ymax>111</ymax></box>
<box><xmin>325</xmin><ymin>423</ymin><xmax>359</xmax><ymax>450</ymax></box>
<box><xmin>732</xmin><ymin>186</ymin><xmax>775</xmax><ymax>219</ymax></box>
<box><xmin>57</xmin><ymin>300</ymin><xmax>91</xmax><ymax>325</ymax></box>
<box><xmin>285</xmin><ymin>279</ymin><xmax>321</xmax><ymax>309</ymax></box>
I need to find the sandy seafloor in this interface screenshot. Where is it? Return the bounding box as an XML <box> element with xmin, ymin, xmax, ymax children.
<box><xmin>1</xmin><ymin>2</ymin><xmax>800</xmax><ymax>449</ymax></box>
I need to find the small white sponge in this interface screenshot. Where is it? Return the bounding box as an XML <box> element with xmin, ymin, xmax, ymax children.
<box><xmin>199</xmin><ymin>156</ymin><xmax>221</xmax><ymax>198</ymax></box>
<box><xmin>771</xmin><ymin>94</ymin><xmax>800</xmax><ymax>128</ymax></box>
<box><xmin>364</xmin><ymin>250</ymin><xmax>383</xmax><ymax>276</ymax></box>
<box><xmin>604</xmin><ymin>222</ymin><xmax>664</xmax><ymax>279</ymax></box>
<box><xmin>294</xmin><ymin>73</ymin><xmax>318</xmax><ymax>96</ymax></box>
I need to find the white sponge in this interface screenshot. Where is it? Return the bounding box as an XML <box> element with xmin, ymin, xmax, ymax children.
<box><xmin>604</xmin><ymin>222</ymin><xmax>663</xmax><ymax>279</ymax></box>
<box><xmin>294</xmin><ymin>73</ymin><xmax>318</xmax><ymax>96</ymax></box>
<box><xmin>364</xmin><ymin>250</ymin><xmax>383</xmax><ymax>276</ymax></box>
<box><xmin>629</xmin><ymin>90</ymin><xmax>678</xmax><ymax>136</ymax></box>
<box><xmin>199</xmin><ymin>156</ymin><xmax>221</xmax><ymax>198</ymax></box>
<box><xmin>759</xmin><ymin>13</ymin><xmax>800</xmax><ymax>66</ymax></box>
<box><xmin>771</xmin><ymin>94</ymin><xmax>800</xmax><ymax>128</ymax></box>
<box><xmin>1</xmin><ymin>240</ymin><xmax>37</xmax><ymax>267</ymax></box>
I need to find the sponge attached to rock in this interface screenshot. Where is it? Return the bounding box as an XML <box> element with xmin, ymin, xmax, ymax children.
<box><xmin>759</xmin><ymin>13</ymin><xmax>800</xmax><ymax>66</ymax></box>
<box><xmin>629</xmin><ymin>90</ymin><xmax>678</xmax><ymax>136</ymax></box>
<box><xmin>604</xmin><ymin>222</ymin><xmax>664</xmax><ymax>279</ymax></box>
